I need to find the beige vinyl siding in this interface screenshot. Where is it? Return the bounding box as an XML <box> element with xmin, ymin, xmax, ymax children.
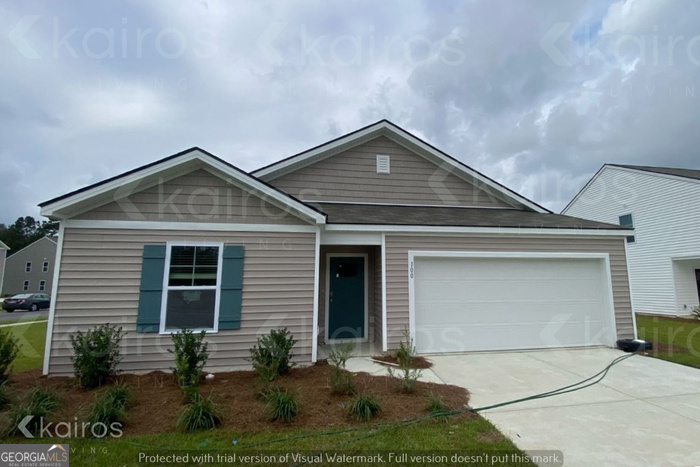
<box><xmin>269</xmin><ymin>136</ymin><xmax>513</xmax><ymax>208</ymax></box>
<box><xmin>318</xmin><ymin>246</ymin><xmax>378</xmax><ymax>344</ymax></box>
<box><xmin>75</xmin><ymin>169</ymin><xmax>309</xmax><ymax>225</ymax></box>
<box><xmin>47</xmin><ymin>228</ymin><xmax>315</xmax><ymax>374</ymax></box>
<box><xmin>384</xmin><ymin>235</ymin><xmax>634</xmax><ymax>349</ymax></box>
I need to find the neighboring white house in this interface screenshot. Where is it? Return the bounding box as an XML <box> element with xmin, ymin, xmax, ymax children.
<box><xmin>562</xmin><ymin>164</ymin><xmax>700</xmax><ymax>317</ymax></box>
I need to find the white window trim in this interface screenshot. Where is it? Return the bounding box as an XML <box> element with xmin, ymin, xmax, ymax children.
<box><xmin>42</xmin><ymin>261</ymin><xmax>49</xmax><ymax>273</ymax></box>
<box><xmin>39</xmin><ymin>280</ymin><xmax>46</xmax><ymax>291</ymax></box>
<box><xmin>23</xmin><ymin>280</ymin><xmax>30</xmax><ymax>291</ymax></box>
<box><xmin>25</xmin><ymin>262</ymin><xmax>32</xmax><ymax>273</ymax></box>
<box><xmin>159</xmin><ymin>242</ymin><xmax>224</xmax><ymax>335</ymax></box>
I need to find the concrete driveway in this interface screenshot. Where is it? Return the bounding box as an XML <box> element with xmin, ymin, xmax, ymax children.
<box><xmin>347</xmin><ymin>347</ymin><xmax>700</xmax><ymax>466</ymax></box>
<box><xmin>429</xmin><ymin>348</ymin><xmax>700</xmax><ymax>467</ymax></box>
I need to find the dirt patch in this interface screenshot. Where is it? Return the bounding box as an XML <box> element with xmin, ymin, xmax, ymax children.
<box><xmin>370</xmin><ymin>355</ymin><xmax>433</xmax><ymax>369</ymax></box>
<box><xmin>3</xmin><ymin>364</ymin><xmax>470</xmax><ymax>436</ymax></box>
<box><xmin>476</xmin><ymin>429</ymin><xmax>505</xmax><ymax>444</ymax></box>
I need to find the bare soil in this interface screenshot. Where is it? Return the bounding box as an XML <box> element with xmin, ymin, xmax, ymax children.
<box><xmin>4</xmin><ymin>362</ymin><xmax>470</xmax><ymax>435</ymax></box>
<box><xmin>370</xmin><ymin>355</ymin><xmax>434</xmax><ymax>369</ymax></box>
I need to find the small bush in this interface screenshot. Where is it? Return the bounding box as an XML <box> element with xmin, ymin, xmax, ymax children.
<box><xmin>0</xmin><ymin>329</ymin><xmax>20</xmax><ymax>383</ymax></box>
<box><xmin>426</xmin><ymin>391</ymin><xmax>445</xmax><ymax>414</ymax></box>
<box><xmin>691</xmin><ymin>306</ymin><xmax>700</xmax><ymax>320</ymax></box>
<box><xmin>87</xmin><ymin>382</ymin><xmax>133</xmax><ymax>429</ymax></box>
<box><xmin>70</xmin><ymin>324</ymin><xmax>125</xmax><ymax>389</ymax></box>
<box><xmin>30</xmin><ymin>388</ymin><xmax>61</xmax><ymax>413</ymax></box>
<box><xmin>249</xmin><ymin>328</ymin><xmax>297</xmax><ymax>382</ymax></box>
<box><xmin>328</xmin><ymin>343</ymin><xmax>355</xmax><ymax>395</ymax></box>
<box><xmin>388</xmin><ymin>329</ymin><xmax>422</xmax><ymax>393</ymax></box>
<box><xmin>0</xmin><ymin>383</ymin><xmax>10</xmax><ymax>410</ymax></box>
<box><xmin>348</xmin><ymin>393</ymin><xmax>381</xmax><ymax>421</ymax></box>
<box><xmin>177</xmin><ymin>392</ymin><xmax>222</xmax><ymax>433</ymax></box>
<box><xmin>169</xmin><ymin>330</ymin><xmax>209</xmax><ymax>389</ymax></box>
<box><xmin>4</xmin><ymin>389</ymin><xmax>61</xmax><ymax>437</ymax></box>
<box><xmin>265</xmin><ymin>386</ymin><xmax>299</xmax><ymax>423</ymax></box>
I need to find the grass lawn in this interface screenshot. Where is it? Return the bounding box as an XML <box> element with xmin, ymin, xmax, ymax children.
<box><xmin>636</xmin><ymin>314</ymin><xmax>700</xmax><ymax>368</ymax></box>
<box><xmin>4</xmin><ymin>320</ymin><xmax>46</xmax><ymax>373</ymax></box>
<box><xmin>15</xmin><ymin>417</ymin><xmax>535</xmax><ymax>467</ymax></box>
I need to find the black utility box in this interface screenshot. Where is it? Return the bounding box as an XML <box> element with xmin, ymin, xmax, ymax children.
<box><xmin>617</xmin><ymin>339</ymin><xmax>652</xmax><ymax>352</ymax></box>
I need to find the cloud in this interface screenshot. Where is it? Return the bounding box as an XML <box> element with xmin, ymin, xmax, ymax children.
<box><xmin>0</xmin><ymin>0</ymin><xmax>698</xmax><ymax>223</ymax></box>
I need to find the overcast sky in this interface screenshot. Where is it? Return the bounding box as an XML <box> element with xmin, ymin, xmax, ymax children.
<box><xmin>1</xmin><ymin>0</ymin><xmax>698</xmax><ymax>223</ymax></box>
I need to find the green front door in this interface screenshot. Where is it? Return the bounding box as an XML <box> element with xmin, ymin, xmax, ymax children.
<box><xmin>328</xmin><ymin>256</ymin><xmax>365</xmax><ymax>340</ymax></box>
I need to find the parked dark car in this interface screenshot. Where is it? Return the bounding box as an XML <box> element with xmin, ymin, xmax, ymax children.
<box><xmin>2</xmin><ymin>294</ymin><xmax>51</xmax><ymax>312</ymax></box>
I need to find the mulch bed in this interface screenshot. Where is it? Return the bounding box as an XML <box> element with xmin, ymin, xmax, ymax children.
<box><xmin>4</xmin><ymin>362</ymin><xmax>470</xmax><ymax>436</ymax></box>
<box><xmin>370</xmin><ymin>355</ymin><xmax>433</xmax><ymax>369</ymax></box>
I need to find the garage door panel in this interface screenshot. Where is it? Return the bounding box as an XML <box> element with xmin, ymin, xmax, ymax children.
<box><xmin>413</xmin><ymin>256</ymin><xmax>614</xmax><ymax>353</ymax></box>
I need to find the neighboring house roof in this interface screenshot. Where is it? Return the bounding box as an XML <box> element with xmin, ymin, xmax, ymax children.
<box><xmin>4</xmin><ymin>236</ymin><xmax>55</xmax><ymax>258</ymax></box>
<box><xmin>0</xmin><ymin>241</ymin><xmax>9</xmax><ymax>250</ymax></box>
<box><xmin>311</xmin><ymin>202</ymin><xmax>627</xmax><ymax>230</ymax></box>
<box><xmin>39</xmin><ymin>147</ymin><xmax>327</xmax><ymax>224</ymax></box>
<box><xmin>252</xmin><ymin>120</ymin><xmax>551</xmax><ymax>214</ymax></box>
<box><xmin>607</xmin><ymin>164</ymin><xmax>700</xmax><ymax>181</ymax></box>
<box><xmin>562</xmin><ymin>163</ymin><xmax>700</xmax><ymax>214</ymax></box>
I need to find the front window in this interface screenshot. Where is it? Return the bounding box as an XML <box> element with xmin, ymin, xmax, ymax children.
<box><xmin>39</xmin><ymin>280</ymin><xmax>46</xmax><ymax>291</ymax></box>
<box><xmin>23</xmin><ymin>281</ymin><xmax>29</xmax><ymax>291</ymax></box>
<box><xmin>25</xmin><ymin>262</ymin><xmax>31</xmax><ymax>273</ymax></box>
<box><xmin>162</xmin><ymin>244</ymin><xmax>221</xmax><ymax>332</ymax></box>
<box><xmin>42</xmin><ymin>261</ymin><xmax>49</xmax><ymax>273</ymax></box>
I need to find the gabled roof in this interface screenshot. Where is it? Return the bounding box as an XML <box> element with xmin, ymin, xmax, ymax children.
<box><xmin>4</xmin><ymin>236</ymin><xmax>55</xmax><ymax>258</ymax></box>
<box><xmin>562</xmin><ymin>163</ymin><xmax>700</xmax><ymax>214</ymax></box>
<box><xmin>607</xmin><ymin>164</ymin><xmax>700</xmax><ymax>181</ymax></box>
<box><xmin>252</xmin><ymin>120</ymin><xmax>550</xmax><ymax>214</ymax></box>
<box><xmin>0</xmin><ymin>240</ymin><xmax>9</xmax><ymax>250</ymax></box>
<box><xmin>39</xmin><ymin>147</ymin><xmax>327</xmax><ymax>224</ymax></box>
<box><xmin>311</xmin><ymin>202</ymin><xmax>626</xmax><ymax>230</ymax></box>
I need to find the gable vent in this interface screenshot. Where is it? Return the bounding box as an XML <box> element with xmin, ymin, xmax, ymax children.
<box><xmin>376</xmin><ymin>155</ymin><xmax>390</xmax><ymax>174</ymax></box>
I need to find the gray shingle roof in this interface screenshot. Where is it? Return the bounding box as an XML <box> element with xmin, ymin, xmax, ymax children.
<box><xmin>610</xmin><ymin>164</ymin><xmax>700</xmax><ymax>181</ymax></box>
<box><xmin>311</xmin><ymin>203</ymin><xmax>627</xmax><ymax>230</ymax></box>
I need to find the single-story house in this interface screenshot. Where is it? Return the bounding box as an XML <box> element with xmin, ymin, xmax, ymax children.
<box><xmin>562</xmin><ymin>164</ymin><xmax>700</xmax><ymax>317</ymax></box>
<box><xmin>1</xmin><ymin>236</ymin><xmax>57</xmax><ymax>296</ymax></box>
<box><xmin>40</xmin><ymin>120</ymin><xmax>635</xmax><ymax>375</ymax></box>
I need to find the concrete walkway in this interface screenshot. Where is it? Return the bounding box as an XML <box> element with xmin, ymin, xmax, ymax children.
<box><xmin>347</xmin><ymin>348</ymin><xmax>700</xmax><ymax>466</ymax></box>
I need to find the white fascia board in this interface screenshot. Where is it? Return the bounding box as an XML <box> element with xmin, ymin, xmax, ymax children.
<box><xmin>254</xmin><ymin>121</ymin><xmax>548</xmax><ymax>213</ymax></box>
<box><xmin>40</xmin><ymin>150</ymin><xmax>326</xmax><ymax>224</ymax></box>
<box><xmin>43</xmin><ymin>222</ymin><xmax>65</xmax><ymax>375</ymax></box>
<box><xmin>63</xmin><ymin>219</ymin><xmax>317</xmax><ymax>233</ymax></box>
<box><xmin>0</xmin><ymin>240</ymin><xmax>9</xmax><ymax>250</ymax></box>
<box><xmin>323</xmin><ymin>224</ymin><xmax>631</xmax><ymax>236</ymax></box>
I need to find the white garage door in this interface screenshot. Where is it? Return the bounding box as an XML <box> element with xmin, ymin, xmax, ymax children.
<box><xmin>412</xmin><ymin>255</ymin><xmax>615</xmax><ymax>354</ymax></box>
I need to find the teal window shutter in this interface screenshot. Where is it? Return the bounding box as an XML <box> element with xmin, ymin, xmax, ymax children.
<box><xmin>136</xmin><ymin>245</ymin><xmax>166</xmax><ymax>333</ymax></box>
<box><xmin>219</xmin><ymin>245</ymin><xmax>244</xmax><ymax>330</ymax></box>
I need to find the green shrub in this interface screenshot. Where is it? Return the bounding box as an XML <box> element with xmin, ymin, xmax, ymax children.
<box><xmin>691</xmin><ymin>306</ymin><xmax>700</xmax><ymax>320</ymax></box>
<box><xmin>0</xmin><ymin>329</ymin><xmax>20</xmax><ymax>383</ymax></box>
<box><xmin>70</xmin><ymin>324</ymin><xmax>125</xmax><ymax>389</ymax></box>
<box><xmin>177</xmin><ymin>392</ymin><xmax>222</xmax><ymax>433</ymax></box>
<box><xmin>348</xmin><ymin>393</ymin><xmax>381</xmax><ymax>421</ymax></box>
<box><xmin>4</xmin><ymin>389</ymin><xmax>61</xmax><ymax>437</ymax></box>
<box><xmin>388</xmin><ymin>329</ymin><xmax>422</xmax><ymax>393</ymax></box>
<box><xmin>0</xmin><ymin>383</ymin><xmax>10</xmax><ymax>410</ymax></box>
<box><xmin>264</xmin><ymin>386</ymin><xmax>299</xmax><ymax>423</ymax></box>
<box><xmin>249</xmin><ymin>328</ymin><xmax>297</xmax><ymax>382</ymax></box>
<box><xmin>328</xmin><ymin>343</ymin><xmax>355</xmax><ymax>395</ymax></box>
<box><xmin>426</xmin><ymin>391</ymin><xmax>445</xmax><ymax>414</ymax></box>
<box><xmin>87</xmin><ymin>382</ymin><xmax>133</xmax><ymax>429</ymax></box>
<box><xmin>30</xmin><ymin>388</ymin><xmax>61</xmax><ymax>412</ymax></box>
<box><xmin>168</xmin><ymin>330</ymin><xmax>209</xmax><ymax>389</ymax></box>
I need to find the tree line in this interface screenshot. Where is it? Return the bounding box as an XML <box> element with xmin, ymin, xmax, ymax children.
<box><xmin>0</xmin><ymin>216</ymin><xmax>59</xmax><ymax>257</ymax></box>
